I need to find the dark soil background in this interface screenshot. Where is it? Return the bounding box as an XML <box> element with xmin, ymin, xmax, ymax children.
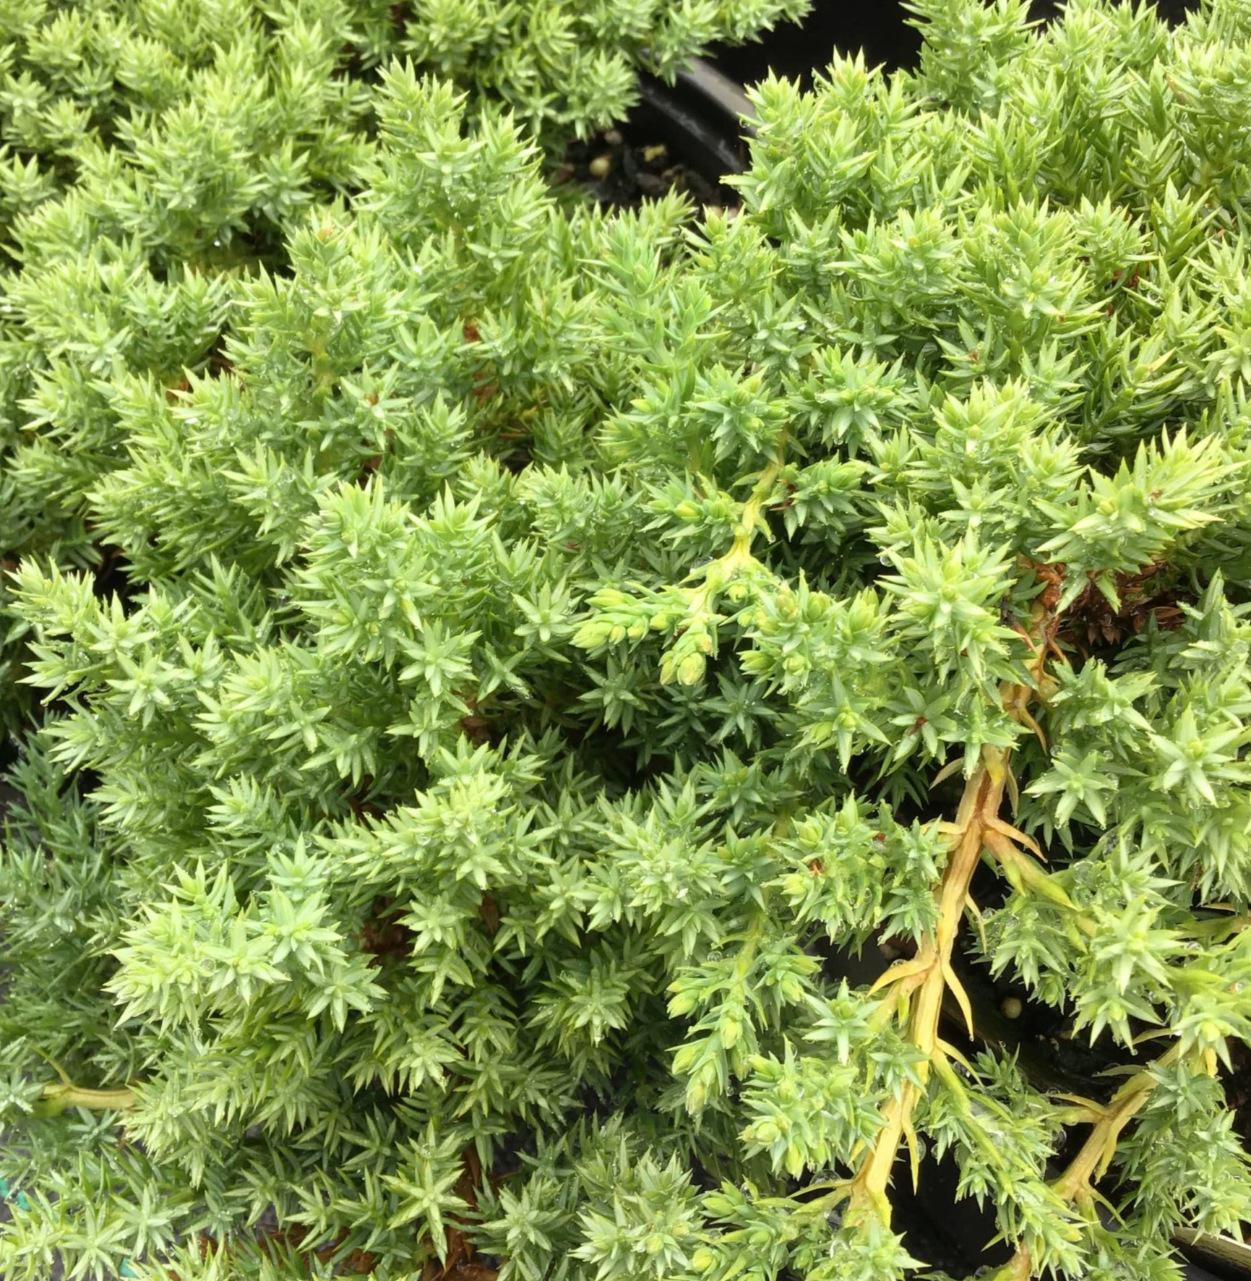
<box><xmin>579</xmin><ymin>0</ymin><xmax>1205</xmax><ymax>210</ymax></box>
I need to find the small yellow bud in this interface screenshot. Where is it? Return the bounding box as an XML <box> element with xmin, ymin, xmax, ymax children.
<box><xmin>751</xmin><ymin>1119</ymin><xmax>779</xmax><ymax>1144</ymax></box>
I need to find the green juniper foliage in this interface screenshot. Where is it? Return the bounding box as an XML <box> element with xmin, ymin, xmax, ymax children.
<box><xmin>5</xmin><ymin>1</ymin><xmax>1251</xmax><ymax>1279</ymax></box>
<box><xmin>0</xmin><ymin>0</ymin><xmax>808</xmax><ymax>728</ymax></box>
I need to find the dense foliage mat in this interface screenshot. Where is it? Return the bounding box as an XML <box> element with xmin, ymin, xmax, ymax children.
<box><xmin>3</xmin><ymin>1</ymin><xmax>1251</xmax><ymax>1279</ymax></box>
<box><xmin>0</xmin><ymin>0</ymin><xmax>808</xmax><ymax>727</ymax></box>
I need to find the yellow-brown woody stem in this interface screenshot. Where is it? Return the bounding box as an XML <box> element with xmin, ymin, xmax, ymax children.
<box><xmin>991</xmin><ymin>1046</ymin><xmax>1185</xmax><ymax>1281</ymax></box>
<box><xmin>844</xmin><ymin>606</ymin><xmax>1059</xmax><ymax>1225</ymax></box>
<box><xmin>34</xmin><ymin>1081</ymin><xmax>136</xmax><ymax>1116</ymax></box>
<box><xmin>846</xmin><ymin>746</ymin><xmax>1011</xmax><ymax>1220</ymax></box>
